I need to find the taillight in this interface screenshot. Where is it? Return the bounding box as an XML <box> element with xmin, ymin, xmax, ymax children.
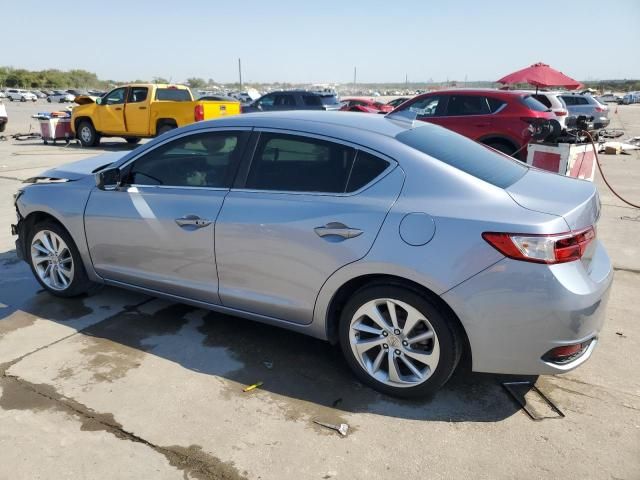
<box><xmin>194</xmin><ymin>104</ymin><xmax>204</xmax><ymax>122</ymax></box>
<box><xmin>555</xmin><ymin>110</ymin><xmax>568</xmax><ymax>116</ymax></box>
<box><xmin>595</xmin><ymin>107</ymin><xmax>604</xmax><ymax>112</ymax></box>
<box><xmin>482</xmin><ymin>226</ymin><xmax>596</xmax><ymax>264</ymax></box>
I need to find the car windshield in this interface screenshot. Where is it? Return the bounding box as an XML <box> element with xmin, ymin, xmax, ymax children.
<box><xmin>396</xmin><ymin>125</ymin><xmax>528</xmax><ymax>188</ymax></box>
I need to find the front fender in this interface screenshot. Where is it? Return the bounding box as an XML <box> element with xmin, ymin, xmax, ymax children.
<box><xmin>71</xmin><ymin>104</ymin><xmax>99</xmax><ymax>133</ymax></box>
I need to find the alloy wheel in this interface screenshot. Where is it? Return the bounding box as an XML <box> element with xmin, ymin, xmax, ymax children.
<box><xmin>348</xmin><ymin>298</ymin><xmax>440</xmax><ymax>387</ymax></box>
<box><xmin>30</xmin><ymin>230</ymin><xmax>74</xmax><ymax>291</ymax></box>
<box><xmin>79</xmin><ymin>126</ymin><xmax>92</xmax><ymax>144</ymax></box>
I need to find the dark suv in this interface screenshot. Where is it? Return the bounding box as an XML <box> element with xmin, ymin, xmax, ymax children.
<box><xmin>242</xmin><ymin>90</ymin><xmax>341</xmax><ymax>113</ymax></box>
<box><xmin>392</xmin><ymin>89</ymin><xmax>555</xmax><ymax>159</ymax></box>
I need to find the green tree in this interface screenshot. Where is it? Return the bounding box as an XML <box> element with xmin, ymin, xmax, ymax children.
<box><xmin>186</xmin><ymin>77</ymin><xmax>207</xmax><ymax>89</ymax></box>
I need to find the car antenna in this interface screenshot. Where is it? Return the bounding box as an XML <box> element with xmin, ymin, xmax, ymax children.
<box><xmin>385</xmin><ymin>109</ymin><xmax>418</xmax><ymax>128</ymax></box>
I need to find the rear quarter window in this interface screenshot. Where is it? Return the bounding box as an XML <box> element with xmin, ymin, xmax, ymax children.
<box><xmin>155</xmin><ymin>88</ymin><xmax>192</xmax><ymax>101</ymax></box>
<box><xmin>396</xmin><ymin>125</ymin><xmax>527</xmax><ymax>188</ymax></box>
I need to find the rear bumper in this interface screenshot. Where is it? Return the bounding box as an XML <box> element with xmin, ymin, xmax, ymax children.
<box><xmin>442</xmin><ymin>240</ymin><xmax>613</xmax><ymax>375</ymax></box>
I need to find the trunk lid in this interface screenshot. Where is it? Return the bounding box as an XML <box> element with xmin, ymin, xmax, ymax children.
<box><xmin>506</xmin><ymin>168</ymin><xmax>600</xmax><ymax>231</ymax></box>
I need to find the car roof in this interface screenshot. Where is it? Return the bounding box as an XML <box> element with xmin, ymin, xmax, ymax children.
<box><xmin>183</xmin><ymin>110</ymin><xmax>415</xmax><ymax>138</ymax></box>
<box><xmin>418</xmin><ymin>88</ymin><xmax>529</xmax><ymax>98</ymax></box>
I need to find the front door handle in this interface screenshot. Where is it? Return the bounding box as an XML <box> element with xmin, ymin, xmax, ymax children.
<box><xmin>139</xmin><ymin>106</ymin><xmax>147</xmax><ymax>110</ymax></box>
<box><xmin>175</xmin><ymin>215</ymin><xmax>211</xmax><ymax>229</ymax></box>
<box><xmin>314</xmin><ymin>222</ymin><xmax>363</xmax><ymax>239</ymax></box>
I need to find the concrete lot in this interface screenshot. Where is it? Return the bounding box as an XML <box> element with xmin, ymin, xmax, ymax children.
<box><xmin>0</xmin><ymin>100</ymin><xmax>638</xmax><ymax>480</ymax></box>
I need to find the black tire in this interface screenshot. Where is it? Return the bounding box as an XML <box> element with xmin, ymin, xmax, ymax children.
<box><xmin>21</xmin><ymin>97</ymin><xmax>26</xmax><ymax>102</ymax></box>
<box><xmin>338</xmin><ymin>284</ymin><xmax>462</xmax><ymax>398</ymax></box>
<box><xmin>9</xmin><ymin>97</ymin><xmax>13</xmax><ymax>102</ymax></box>
<box><xmin>125</xmin><ymin>137</ymin><xmax>141</xmax><ymax>144</ymax></box>
<box><xmin>47</xmin><ymin>97</ymin><xmax>51</xmax><ymax>103</ymax></box>
<box><xmin>77</xmin><ymin>120</ymin><xmax>100</xmax><ymax>147</ymax></box>
<box><xmin>157</xmin><ymin>123</ymin><xmax>176</xmax><ymax>136</ymax></box>
<box><xmin>26</xmin><ymin>220</ymin><xmax>98</xmax><ymax>298</ymax></box>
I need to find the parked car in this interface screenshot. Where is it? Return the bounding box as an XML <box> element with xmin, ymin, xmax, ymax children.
<box><xmin>31</xmin><ymin>90</ymin><xmax>47</xmax><ymax>99</ymax></box>
<box><xmin>48</xmin><ymin>91</ymin><xmax>75</xmax><ymax>103</ymax></box>
<box><xmin>525</xmin><ymin>91</ymin><xmax>569</xmax><ymax>129</ymax></box>
<box><xmin>622</xmin><ymin>92</ymin><xmax>640</xmax><ymax>105</ymax></box>
<box><xmin>0</xmin><ymin>91</ymin><xmax>6</xmax><ymax>99</ymax></box>
<box><xmin>340</xmin><ymin>98</ymin><xmax>394</xmax><ymax>113</ymax></box>
<box><xmin>0</xmin><ymin>102</ymin><xmax>7</xmax><ymax>132</ymax></box>
<box><xmin>6</xmin><ymin>89</ymin><xmax>37</xmax><ymax>102</ymax></box>
<box><xmin>598</xmin><ymin>93</ymin><xmax>622</xmax><ymax>103</ymax></box>
<box><xmin>558</xmin><ymin>93</ymin><xmax>610</xmax><ymax>129</ymax></box>
<box><xmin>392</xmin><ymin>89</ymin><xmax>555</xmax><ymax>158</ymax></box>
<box><xmin>11</xmin><ymin>111</ymin><xmax>612</xmax><ymax>398</ymax></box>
<box><xmin>243</xmin><ymin>90</ymin><xmax>341</xmax><ymax>113</ymax></box>
<box><xmin>386</xmin><ymin>97</ymin><xmax>410</xmax><ymax>109</ymax></box>
<box><xmin>71</xmin><ymin>83</ymin><xmax>241</xmax><ymax>146</ymax></box>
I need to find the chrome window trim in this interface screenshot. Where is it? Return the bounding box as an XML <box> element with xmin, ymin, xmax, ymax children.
<box><xmin>233</xmin><ymin>127</ymin><xmax>398</xmax><ymax>197</ymax></box>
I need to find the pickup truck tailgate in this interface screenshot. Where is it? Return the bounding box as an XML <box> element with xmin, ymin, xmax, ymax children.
<box><xmin>201</xmin><ymin>101</ymin><xmax>241</xmax><ymax>119</ymax></box>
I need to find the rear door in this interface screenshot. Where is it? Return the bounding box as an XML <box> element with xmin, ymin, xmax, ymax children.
<box><xmin>84</xmin><ymin>128</ymin><xmax>250</xmax><ymax>303</ymax></box>
<box><xmin>435</xmin><ymin>94</ymin><xmax>493</xmax><ymax>139</ymax></box>
<box><xmin>215</xmin><ymin>130</ymin><xmax>404</xmax><ymax>324</ymax></box>
<box><xmin>124</xmin><ymin>86</ymin><xmax>150</xmax><ymax>135</ymax></box>
<box><xmin>98</xmin><ymin>87</ymin><xmax>127</xmax><ymax>133</ymax></box>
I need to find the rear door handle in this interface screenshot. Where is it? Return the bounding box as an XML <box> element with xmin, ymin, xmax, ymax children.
<box><xmin>314</xmin><ymin>222</ymin><xmax>362</xmax><ymax>239</ymax></box>
<box><xmin>139</xmin><ymin>106</ymin><xmax>147</xmax><ymax>110</ymax></box>
<box><xmin>175</xmin><ymin>215</ymin><xmax>211</xmax><ymax>229</ymax></box>
<box><xmin>115</xmin><ymin>107</ymin><xmax>123</xmax><ymax>111</ymax></box>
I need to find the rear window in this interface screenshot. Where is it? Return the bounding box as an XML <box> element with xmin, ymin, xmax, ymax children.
<box><xmin>320</xmin><ymin>95</ymin><xmax>340</xmax><ymax>105</ymax></box>
<box><xmin>396</xmin><ymin>125</ymin><xmax>527</xmax><ymax>188</ymax></box>
<box><xmin>155</xmin><ymin>88</ymin><xmax>192</xmax><ymax>101</ymax></box>
<box><xmin>487</xmin><ymin>97</ymin><xmax>506</xmax><ymax>113</ymax></box>
<box><xmin>521</xmin><ymin>95</ymin><xmax>549</xmax><ymax>112</ymax></box>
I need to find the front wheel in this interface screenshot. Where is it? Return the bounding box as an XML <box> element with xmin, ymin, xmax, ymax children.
<box><xmin>27</xmin><ymin>221</ymin><xmax>97</xmax><ymax>297</ymax></box>
<box><xmin>77</xmin><ymin>121</ymin><xmax>100</xmax><ymax>147</ymax></box>
<box><xmin>339</xmin><ymin>285</ymin><xmax>462</xmax><ymax>398</ymax></box>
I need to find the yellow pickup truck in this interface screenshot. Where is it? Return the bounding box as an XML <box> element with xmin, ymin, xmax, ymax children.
<box><xmin>71</xmin><ymin>84</ymin><xmax>241</xmax><ymax>147</ymax></box>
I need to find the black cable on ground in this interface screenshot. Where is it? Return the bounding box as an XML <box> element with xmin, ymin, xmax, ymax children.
<box><xmin>583</xmin><ymin>130</ymin><xmax>640</xmax><ymax>209</ymax></box>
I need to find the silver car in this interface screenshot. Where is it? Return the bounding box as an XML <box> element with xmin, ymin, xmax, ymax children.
<box><xmin>559</xmin><ymin>93</ymin><xmax>610</xmax><ymax>129</ymax></box>
<box><xmin>11</xmin><ymin>111</ymin><xmax>613</xmax><ymax>397</ymax></box>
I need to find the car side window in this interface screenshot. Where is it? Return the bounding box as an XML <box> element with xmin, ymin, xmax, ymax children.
<box><xmin>575</xmin><ymin>97</ymin><xmax>589</xmax><ymax>105</ymax></box>
<box><xmin>127</xmin><ymin>131</ymin><xmax>243</xmax><ymax>188</ymax></box>
<box><xmin>486</xmin><ymin>97</ymin><xmax>506</xmax><ymax>113</ymax></box>
<box><xmin>302</xmin><ymin>95</ymin><xmax>322</xmax><ymax>106</ymax></box>
<box><xmin>103</xmin><ymin>88</ymin><xmax>126</xmax><ymax>105</ymax></box>
<box><xmin>274</xmin><ymin>95</ymin><xmax>295</xmax><ymax>106</ymax></box>
<box><xmin>346</xmin><ymin>151</ymin><xmax>389</xmax><ymax>192</ymax></box>
<box><xmin>257</xmin><ymin>95</ymin><xmax>274</xmax><ymax>107</ymax></box>
<box><xmin>407</xmin><ymin>96</ymin><xmax>442</xmax><ymax>118</ymax></box>
<box><xmin>561</xmin><ymin>96</ymin><xmax>575</xmax><ymax>106</ymax></box>
<box><xmin>127</xmin><ymin>87</ymin><xmax>148</xmax><ymax>103</ymax></box>
<box><xmin>446</xmin><ymin>95</ymin><xmax>490</xmax><ymax>116</ymax></box>
<box><xmin>245</xmin><ymin>133</ymin><xmax>356</xmax><ymax>193</ymax></box>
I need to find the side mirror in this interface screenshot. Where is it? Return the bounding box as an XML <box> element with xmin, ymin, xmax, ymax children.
<box><xmin>95</xmin><ymin>97</ymin><xmax>102</xmax><ymax>105</ymax></box>
<box><xmin>95</xmin><ymin>167</ymin><xmax>121</xmax><ymax>190</ymax></box>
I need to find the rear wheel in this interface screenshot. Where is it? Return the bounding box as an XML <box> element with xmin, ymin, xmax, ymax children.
<box><xmin>339</xmin><ymin>285</ymin><xmax>461</xmax><ymax>398</ymax></box>
<box><xmin>125</xmin><ymin>137</ymin><xmax>141</xmax><ymax>144</ymax></box>
<box><xmin>27</xmin><ymin>221</ymin><xmax>97</xmax><ymax>297</ymax></box>
<box><xmin>157</xmin><ymin>123</ymin><xmax>176</xmax><ymax>136</ymax></box>
<box><xmin>77</xmin><ymin>121</ymin><xmax>100</xmax><ymax>147</ymax></box>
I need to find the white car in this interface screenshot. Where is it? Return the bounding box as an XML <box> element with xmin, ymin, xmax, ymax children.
<box><xmin>0</xmin><ymin>102</ymin><xmax>8</xmax><ymax>132</ymax></box>
<box><xmin>47</xmin><ymin>91</ymin><xmax>75</xmax><ymax>103</ymax></box>
<box><xmin>525</xmin><ymin>91</ymin><xmax>569</xmax><ymax>130</ymax></box>
<box><xmin>6</xmin><ymin>89</ymin><xmax>37</xmax><ymax>102</ymax></box>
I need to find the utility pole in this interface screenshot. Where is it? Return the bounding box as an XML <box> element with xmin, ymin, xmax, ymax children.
<box><xmin>405</xmin><ymin>73</ymin><xmax>408</xmax><ymax>88</ymax></box>
<box><xmin>238</xmin><ymin>58</ymin><xmax>243</xmax><ymax>90</ymax></box>
<box><xmin>353</xmin><ymin>66</ymin><xmax>357</xmax><ymax>92</ymax></box>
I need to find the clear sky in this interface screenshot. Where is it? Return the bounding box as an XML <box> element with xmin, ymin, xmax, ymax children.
<box><xmin>5</xmin><ymin>0</ymin><xmax>639</xmax><ymax>83</ymax></box>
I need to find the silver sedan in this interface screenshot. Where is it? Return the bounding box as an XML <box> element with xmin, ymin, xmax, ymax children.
<box><xmin>11</xmin><ymin>111</ymin><xmax>613</xmax><ymax>397</ymax></box>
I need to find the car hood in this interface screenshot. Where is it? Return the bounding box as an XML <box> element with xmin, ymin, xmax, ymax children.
<box><xmin>506</xmin><ymin>168</ymin><xmax>600</xmax><ymax>231</ymax></box>
<box><xmin>26</xmin><ymin>152</ymin><xmax>128</xmax><ymax>182</ymax></box>
<box><xmin>74</xmin><ymin>95</ymin><xmax>97</xmax><ymax>105</ymax></box>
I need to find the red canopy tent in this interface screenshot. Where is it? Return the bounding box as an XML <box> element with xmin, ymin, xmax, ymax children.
<box><xmin>497</xmin><ymin>62</ymin><xmax>582</xmax><ymax>92</ymax></box>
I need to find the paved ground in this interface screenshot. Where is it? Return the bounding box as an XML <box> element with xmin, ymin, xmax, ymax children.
<box><xmin>0</xmin><ymin>100</ymin><xmax>639</xmax><ymax>480</ymax></box>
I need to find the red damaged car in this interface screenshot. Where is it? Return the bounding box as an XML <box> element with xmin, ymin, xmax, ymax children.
<box><xmin>340</xmin><ymin>98</ymin><xmax>394</xmax><ymax>113</ymax></box>
<box><xmin>391</xmin><ymin>89</ymin><xmax>555</xmax><ymax>159</ymax></box>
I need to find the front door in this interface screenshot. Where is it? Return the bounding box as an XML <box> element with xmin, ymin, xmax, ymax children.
<box><xmin>124</xmin><ymin>86</ymin><xmax>150</xmax><ymax>135</ymax></box>
<box><xmin>84</xmin><ymin>129</ymin><xmax>249</xmax><ymax>303</ymax></box>
<box><xmin>435</xmin><ymin>94</ymin><xmax>493</xmax><ymax>139</ymax></box>
<box><xmin>98</xmin><ymin>87</ymin><xmax>127</xmax><ymax>133</ymax></box>
<box><xmin>215</xmin><ymin>131</ymin><xmax>403</xmax><ymax>324</ymax></box>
